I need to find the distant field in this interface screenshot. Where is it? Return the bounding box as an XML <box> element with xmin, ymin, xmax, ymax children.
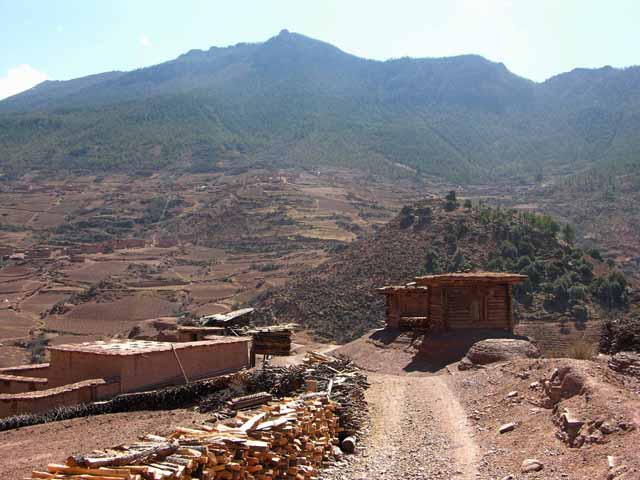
<box><xmin>0</xmin><ymin>168</ymin><xmax>421</xmax><ymax>366</ymax></box>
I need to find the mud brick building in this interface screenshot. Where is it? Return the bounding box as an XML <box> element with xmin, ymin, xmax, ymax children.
<box><xmin>377</xmin><ymin>272</ymin><xmax>526</xmax><ymax>332</ymax></box>
<box><xmin>0</xmin><ymin>338</ymin><xmax>250</xmax><ymax>417</ymax></box>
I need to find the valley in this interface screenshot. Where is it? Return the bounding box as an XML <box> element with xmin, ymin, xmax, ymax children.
<box><xmin>0</xmin><ymin>168</ymin><xmax>422</xmax><ymax>366</ymax></box>
<box><xmin>1</xmin><ymin>166</ymin><xmax>638</xmax><ymax>366</ymax></box>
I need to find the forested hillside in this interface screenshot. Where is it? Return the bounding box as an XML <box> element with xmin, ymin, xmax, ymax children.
<box><xmin>1</xmin><ymin>30</ymin><xmax>639</xmax><ymax>181</ymax></box>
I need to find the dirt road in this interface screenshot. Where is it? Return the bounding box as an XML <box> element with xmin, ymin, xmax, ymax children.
<box><xmin>324</xmin><ymin>372</ymin><xmax>479</xmax><ymax>480</ymax></box>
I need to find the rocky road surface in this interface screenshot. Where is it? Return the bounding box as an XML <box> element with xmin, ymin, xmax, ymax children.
<box><xmin>323</xmin><ymin>372</ymin><xmax>479</xmax><ymax>480</ymax></box>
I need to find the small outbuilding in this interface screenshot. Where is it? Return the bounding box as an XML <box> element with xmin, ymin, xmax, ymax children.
<box><xmin>377</xmin><ymin>272</ymin><xmax>526</xmax><ymax>333</ymax></box>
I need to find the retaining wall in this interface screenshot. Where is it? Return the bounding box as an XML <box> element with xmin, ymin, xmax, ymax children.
<box><xmin>0</xmin><ymin>363</ymin><xmax>51</xmax><ymax>378</ymax></box>
<box><xmin>0</xmin><ymin>374</ymin><xmax>48</xmax><ymax>394</ymax></box>
<box><xmin>0</xmin><ymin>379</ymin><xmax>120</xmax><ymax>417</ymax></box>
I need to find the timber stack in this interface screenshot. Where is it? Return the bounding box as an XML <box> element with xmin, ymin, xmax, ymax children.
<box><xmin>29</xmin><ymin>353</ymin><xmax>368</xmax><ymax>480</ymax></box>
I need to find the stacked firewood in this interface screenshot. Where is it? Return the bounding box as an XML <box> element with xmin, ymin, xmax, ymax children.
<box><xmin>302</xmin><ymin>352</ymin><xmax>369</xmax><ymax>437</ymax></box>
<box><xmin>29</xmin><ymin>353</ymin><xmax>368</xmax><ymax>480</ymax></box>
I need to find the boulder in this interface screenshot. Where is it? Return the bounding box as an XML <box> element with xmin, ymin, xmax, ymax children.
<box><xmin>542</xmin><ymin>365</ymin><xmax>585</xmax><ymax>407</ymax></box>
<box><xmin>463</xmin><ymin>339</ymin><xmax>540</xmax><ymax>366</ymax></box>
<box><xmin>521</xmin><ymin>459</ymin><xmax>544</xmax><ymax>473</ymax></box>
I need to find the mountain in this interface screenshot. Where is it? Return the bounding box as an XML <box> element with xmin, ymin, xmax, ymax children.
<box><xmin>1</xmin><ymin>30</ymin><xmax>640</xmax><ymax>181</ymax></box>
<box><xmin>252</xmin><ymin>197</ymin><xmax>630</xmax><ymax>343</ymax></box>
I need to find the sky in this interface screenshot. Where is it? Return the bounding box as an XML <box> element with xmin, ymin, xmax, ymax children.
<box><xmin>1</xmin><ymin>0</ymin><xmax>639</xmax><ymax>100</ymax></box>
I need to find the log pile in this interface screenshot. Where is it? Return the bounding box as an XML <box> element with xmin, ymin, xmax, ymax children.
<box><xmin>302</xmin><ymin>352</ymin><xmax>369</xmax><ymax>437</ymax></box>
<box><xmin>29</xmin><ymin>353</ymin><xmax>369</xmax><ymax>480</ymax></box>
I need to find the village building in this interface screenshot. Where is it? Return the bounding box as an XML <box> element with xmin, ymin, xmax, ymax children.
<box><xmin>377</xmin><ymin>272</ymin><xmax>526</xmax><ymax>333</ymax></box>
<box><xmin>0</xmin><ymin>338</ymin><xmax>250</xmax><ymax>417</ymax></box>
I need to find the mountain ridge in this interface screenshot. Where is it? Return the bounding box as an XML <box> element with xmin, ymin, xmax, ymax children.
<box><xmin>1</xmin><ymin>30</ymin><xmax>639</xmax><ymax>181</ymax></box>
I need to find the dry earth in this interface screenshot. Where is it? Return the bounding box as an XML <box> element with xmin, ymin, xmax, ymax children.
<box><xmin>323</xmin><ymin>373</ymin><xmax>478</xmax><ymax>480</ymax></box>
<box><xmin>0</xmin><ymin>409</ymin><xmax>212</xmax><ymax>479</ymax></box>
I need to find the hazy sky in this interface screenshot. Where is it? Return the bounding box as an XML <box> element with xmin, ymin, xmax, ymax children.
<box><xmin>1</xmin><ymin>0</ymin><xmax>639</xmax><ymax>99</ymax></box>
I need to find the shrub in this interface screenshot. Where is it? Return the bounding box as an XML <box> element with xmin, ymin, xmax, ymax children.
<box><xmin>500</xmin><ymin>241</ymin><xmax>518</xmax><ymax>260</ymax></box>
<box><xmin>445</xmin><ymin>190</ymin><xmax>457</xmax><ymax>202</ymax></box>
<box><xmin>545</xmin><ymin>261</ymin><xmax>564</xmax><ymax>281</ymax></box>
<box><xmin>399</xmin><ymin>213</ymin><xmax>415</xmax><ymax>229</ymax></box>
<box><xmin>448</xmin><ymin>248</ymin><xmax>466</xmax><ymax>272</ymax></box>
<box><xmin>521</xmin><ymin>261</ymin><xmax>544</xmax><ymax>285</ymax></box>
<box><xmin>454</xmin><ymin>219</ymin><xmax>469</xmax><ymax>239</ymax></box>
<box><xmin>413</xmin><ymin>207</ymin><xmax>433</xmax><ymax>230</ymax></box>
<box><xmin>463</xmin><ymin>199</ymin><xmax>473</xmax><ymax>209</ymax></box>
<box><xmin>562</xmin><ymin>223</ymin><xmax>576</xmax><ymax>244</ymax></box>
<box><xmin>566</xmin><ymin>338</ymin><xmax>597</xmax><ymax>360</ymax></box>
<box><xmin>516</xmin><ymin>256</ymin><xmax>532</xmax><ymax>271</ymax></box>
<box><xmin>487</xmin><ymin>257</ymin><xmax>505</xmax><ymax>271</ymax></box>
<box><xmin>570</xmin><ymin>303</ymin><xmax>589</xmax><ymax>321</ymax></box>
<box><xmin>424</xmin><ymin>250</ymin><xmax>443</xmax><ymax>274</ymax></box>
<box><xmin>588</xmin><ymin>248</ymin><xmax>603</xmax><ymax>261</ymax></box>
<box><xmin>568</xmin><ymin>285</ymin><xmax>587</xmax><ymax>300</ymax></box>
<box><xmin>591</xmin><ymin>272</ymin><xmax>628</xmax><ymax>308</ymax></box>
<box><xmin>400</xmin><ymin>205</ymin><xmax>413</xmax><ymax>216</ymax></box>
<box><xmin>27</xmin><ymin>332</ymin><xmax>48</xmax><ymax>364</ymax></box>
<box><xmin>444</xmin><ymin>190</ymin><xmax>458</xmax><ymax>211</ymax></box>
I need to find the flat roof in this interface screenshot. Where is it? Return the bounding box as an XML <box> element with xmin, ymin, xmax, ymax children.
<box><xmin>376</xmin><ymin>285</ymin><xmax>429</xmax><ymax>294</ymax></box>
<box><xmin>378</xmin><ymin>272</ymin><xmax>527</xmax><ymax>292</ymax></box>
<box><xmin>415</xmin><ymin>272</ymin><xmax>527</xmax><ymax>286</ymax></box>
<box><xmin>49</xmin><ymin>338</ymin><xmax>250</xmax><ymax>356</ymax></box>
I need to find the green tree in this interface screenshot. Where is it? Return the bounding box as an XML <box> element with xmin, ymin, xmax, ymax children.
<box><xmin>444</xmin><ymin>190</ymin><xmax>458</xmax><ymax>211</ymax></box>
<box><xmin>562</xmin><ymin>223</ymin><xmax>576</xmax><ymax>244</ymax></box>
<box><xmin>424</xmin><ymin>249</ymin><xmax>443</xmax><ymax>274</ymax></box>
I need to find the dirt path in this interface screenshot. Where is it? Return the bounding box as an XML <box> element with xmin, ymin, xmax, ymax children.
<box><xmin>324</xmin><ymin>372</ymin><xmax>479</xmax><ymax>480</ymax></box>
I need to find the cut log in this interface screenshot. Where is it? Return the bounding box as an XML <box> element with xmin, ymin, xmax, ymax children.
<box><xmin>66</xmin><ymin>441</ymin><xmax>179</xmax><ymax>468</ymax></box>
<box><xmin>47</xmin><ymin>464</ymin><xmax>131</xmax><ymax>478</ymax></box>
<box><xmin>341</xmin><ymin>436</ymin><xmax>357</xmax><ymax>453</ymax></box>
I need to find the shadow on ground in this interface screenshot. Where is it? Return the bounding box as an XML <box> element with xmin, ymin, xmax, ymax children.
<box><xmin>403</xmin><ymin>329</ymin><xmax>530</xmax><ymax>373</ymax></box>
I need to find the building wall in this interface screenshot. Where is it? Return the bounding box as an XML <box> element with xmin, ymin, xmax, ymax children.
<box><xmin>444</xmin><ymin>285</ymin><xmax>510</xmax><ymax>330</ymax></box>
<box><xmin>430</xmin><ymin>287</ymin><xmax>444</xmax><ymax>329</ymax></box>
<box><xmin>397</xmin><ymin>292</ymin><xmax>429</xmax><ymax>317</ymax></box>
<box><xmin>46</xmin><ymin>351</ymin><xmax>123</xmax><ymax>388</ymax></box>
<box><xmin>118</xmin><ymin>340</ymin><xmax>249</xmax><ymax>393</ymax></box>
<box><xmin>0</xmin><ymin>364</ymin><xmax>51</xmax><ymax>378</ymax></box>
<box><xmin>0</xmin><ymin>375</ymin><xmax>48</xmax><ymax>394</ymax></box>
<box><xmin>0</xmin><ymin>379</ymin><xmax>119</xmax><ymax>418</ymax></box>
